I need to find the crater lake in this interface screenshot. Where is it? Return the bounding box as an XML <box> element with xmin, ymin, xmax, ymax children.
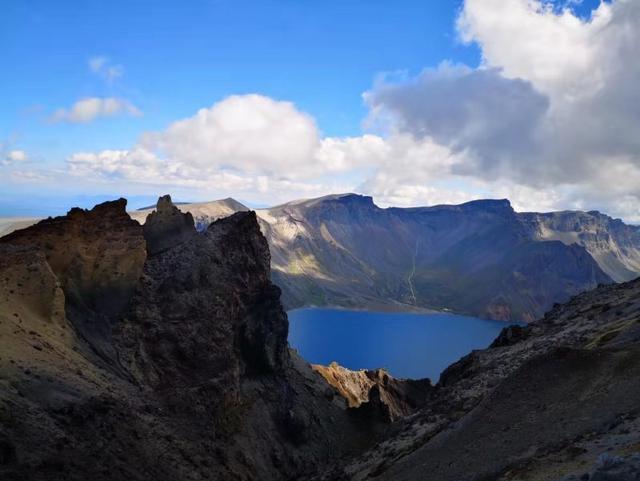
<box><xmin>288</xmin><ymin>308</ymin><xmax>523</xmax><ymax>381</ymax></box>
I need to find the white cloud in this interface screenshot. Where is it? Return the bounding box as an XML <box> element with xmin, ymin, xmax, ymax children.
<box><xmin>2</xmin><ymin>149</ymin><xmax>28</xmax><ymax>166</ymax></box>
<box><xmin>52</xmin><ymin>97</ymin><xmax>142</xmax><ymax>123</ymax></box>
<box><xmin>362</xmin><ymin>0</ymin><xmax>640</xmax><ymax>221</ymax></box>
<box><xmin>62</xmin><ymin>95</ymin><xmax>362</xmax><ymax>203</ymax></box>
<box><xmin>6</xmin><ymin>150</ymin><xmax>27</xmax><ymax>163</ymax></box>
<box><xmin>38</xmin><ymin>1</ymin><xmax>640</xmax><ymax>222</ymax></box>
<box><xmin>88</xmin><ymin>56</ymin><xmax>124</xmax><ymax>81</ymax></box>
<box><xmin>140</xmin><ymin>94</ymin><xmax>321</xmax><ymax>179</ymax></box>
<box><xmin>62</xmin><ymin>95</ymin><xmax>474</xmax><ymax>204</ymax></box>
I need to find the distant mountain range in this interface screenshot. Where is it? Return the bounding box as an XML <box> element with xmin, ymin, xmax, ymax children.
<box><xmin>2</xmin><ymin>193</ymin><xmax>639</xmax><ymax>321</ymax></box>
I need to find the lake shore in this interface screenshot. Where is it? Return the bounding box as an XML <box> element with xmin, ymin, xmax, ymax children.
<box><xmin>288</xmin><ymin>308</ymin><xmax>524</xmax><ymax>380</ymax></box>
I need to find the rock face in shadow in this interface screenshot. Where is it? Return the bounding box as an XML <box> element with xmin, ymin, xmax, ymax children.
<box><xmin>0</xmin><ymin>199</ymin><xmax>146</xmax><ymax>375</ymax></box>
<box><xmin>556</xmin><ymin>454</ymin><xmax>640</xmax><ymax>481</ymax></box>
<box><xmin>118</xmin><ymin>205</ymin><xmax>289</xmax><ymax>393</ymax></box>
<box><xmin>143</xmin><ymin>194</ymin><xmax>196</xmax><ymax>254</ymax></box>
<box><xmin>0</xmin><ymin>197</ymin><xmax>372</xmax><ymax>481</ymax></box>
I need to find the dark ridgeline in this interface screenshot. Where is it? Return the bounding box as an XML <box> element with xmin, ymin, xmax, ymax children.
<box><xmin>0</xmin><ymin>196</ymin><xmax>380</xmax><ymax>481</ymax></box>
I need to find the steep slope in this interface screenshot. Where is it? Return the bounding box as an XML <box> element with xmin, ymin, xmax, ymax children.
<box><xmin>0</xmin><ymin>218</ymin><xmax>38</xmax><ymax>238</ymax></box>
<box><xmin>0</xmin><ymin>197</ymin><xmax>372</xmax><ymax>481</ymax></box>
<box><xmin>259</xmin><ymin>194</ymin><xmax>611</xmax><ymax>321</ymax></box>
<box><xmin>521</xmin><ymin>210</ymin><xmax>640</xmax><ymax>282</ymax></box>
<box><xmin>322</xmin><ymin>278</ymin><xmax>640</xmax><ymax>481</ymax></box>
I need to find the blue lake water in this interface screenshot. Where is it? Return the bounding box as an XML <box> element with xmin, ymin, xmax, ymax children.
<box><xmin>288</xmin><ymin>308</ymin><xmax>523</xmax><ymax>381</ymax></box>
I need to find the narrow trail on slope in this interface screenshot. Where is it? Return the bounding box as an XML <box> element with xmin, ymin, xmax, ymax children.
<box><xmin>407</xmin><ymin>239</ymin><xmax>419</xmax><ymax>305</ymax></box>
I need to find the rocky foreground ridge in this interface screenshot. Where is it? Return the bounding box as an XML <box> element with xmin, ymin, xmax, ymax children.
<box><xmin>0</xmin><ymin>196</ymin><xmax>411</xmax><ymax>481</ymax></box>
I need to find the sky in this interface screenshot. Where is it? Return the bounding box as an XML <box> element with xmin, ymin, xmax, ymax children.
<box><xmin>2</xmin><ymin>0</ymin><xmax>639</xmax><ymax>222</ymax></box>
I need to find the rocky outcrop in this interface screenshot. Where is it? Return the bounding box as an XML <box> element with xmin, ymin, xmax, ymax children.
<box><xmin>0</xmin><ymin>197</ymin><xmax>372</xmax><ymax>481</ymax></box>
<box><xmin>143</xmin><ymin>194</ymin><xmax>196</xmax><ymax>254</ymax></box>
<box><xmin>0</xmin><ymin>199</ymin><xmax>146</xmax><ymax>375</ymax></box>
<box><xmin>130</xmin><ymin>197</ymin><xmax>249</xmax><ymax>232</ymax></box>
<box><xmin>117</xmin><ymin>205</ymin><xmax>289</xmax><ymax>394</ymax></box>
<box><xmin>312</xmin><ymin>362</ymin><xmax>432</xmax><ymax>421</ymax></box>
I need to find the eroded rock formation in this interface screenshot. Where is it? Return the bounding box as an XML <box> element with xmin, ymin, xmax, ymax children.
<box><xmin>312</xmin><ymin>362</ymin><xmax>432</xmax><ymax>421</ymax></box>
<box><xmin>0</xmin><ymin>197</ymin><xmax>371</xmax><ymax>481</ymax></box>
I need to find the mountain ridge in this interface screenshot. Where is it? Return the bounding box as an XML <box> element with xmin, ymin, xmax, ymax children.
<box><xmin>257</xmin><ymin>193</ymin><xmax>617</xmax><ymax>321</ymax></box>
<box><xmin>2</xmin><ymin>193</ymin><xmax>639</xmax><ymax>321</ymax></box>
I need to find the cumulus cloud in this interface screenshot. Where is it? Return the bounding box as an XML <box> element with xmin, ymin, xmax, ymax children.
<box><xmin>140</xmin><ymin>94</ymin><xmax>321</xmax><ymax>179</ymax></box>
<box><xmin>365</xmin><ymin>63</ymin><xmax>549</xmax><ymax>178</ymax></box>
<box><xmin>363</xmin><ymin>0</ymin><xmax>640</xmax><ymax>220</ymax></box>
<box><xmin>62</xmin><ymin>95</ymin><xmax>370</xmax><ymax>203</ymax></box>
<box><xmin>54</xmin><ymin>0</ymin><xmax>640</xmax><ymax>221</ymax></box>
<box><xmin>88</xmin><ymin>56</ymin><xmax>124</xmax><ymax>81</ymax></box>
<box><xmin>52</xmin><ymin>97</ymin><xmax>142</xmax><ymax>123</ymax></box>
<box><xmin>63</xmin><ymin>94</ymin><xmax>475</xmax><ymax>203</ymax></box>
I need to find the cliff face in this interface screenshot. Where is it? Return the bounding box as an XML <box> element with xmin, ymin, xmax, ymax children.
<box><xmin>0</xmin><ymin>199</ymin><xmax>147</xmax><ymax>375</ymax></box>
<box><xmin>259</xmin><ymin>195</ymin><xmax>612</xmax><ymax>321</ymax></box>
<box><xmin>0</xmin><ymin>197</ymin><xmax>371</xmax><ymax>481</ymax></box>
<box><xmin>521</xmin><ymin>210</ymin><xmax>640</xmax><ymax>282</ymax></box>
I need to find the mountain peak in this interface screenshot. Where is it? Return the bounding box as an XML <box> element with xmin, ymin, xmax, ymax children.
<box><xmin>459</xmin><ymin>198</ymin><xmax>512</xmax><ymax>211</ymax></box>
<box><xmin>67</xmin><ymin>197</ymin><xmax>129</xmax><ymax>218</ymax></box>
<box><xmin>330</xmin><ymin>193</ymin><xmax>376</xmax><ymax>206</ymax></box>
<box><xmin>143</xmin><ymin>195</ymin><xmax>196</xmax><ymax>254</ymax></box>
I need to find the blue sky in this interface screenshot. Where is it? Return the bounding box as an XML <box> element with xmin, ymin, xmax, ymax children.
<box><xmin>2</xmin><ymin>1</ymin><xmax>475</xmax><ymax>154</ymax></box>
<box><xmin>3</xmin><ymin>0</ymin><xmax>636</xmax><ymax>221</ymax></box>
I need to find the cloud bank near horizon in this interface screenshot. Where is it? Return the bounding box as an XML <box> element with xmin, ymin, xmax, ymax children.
<box><xmin>5</xmin><ymin>0</ymin><xmax>640</xmax><ymax>222</ymax></box>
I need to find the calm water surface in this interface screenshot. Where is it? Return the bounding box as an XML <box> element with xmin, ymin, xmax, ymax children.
<box><xmin>288</xmin><ymin>308</ymin><xmax>523</xmax><ymax>381</ymax></box>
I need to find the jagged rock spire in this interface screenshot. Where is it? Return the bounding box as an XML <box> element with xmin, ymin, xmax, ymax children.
<box><xmin>143</xmin><ymin>194</ymin><xmax>196</xmax><ymax>255</ymax></box>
